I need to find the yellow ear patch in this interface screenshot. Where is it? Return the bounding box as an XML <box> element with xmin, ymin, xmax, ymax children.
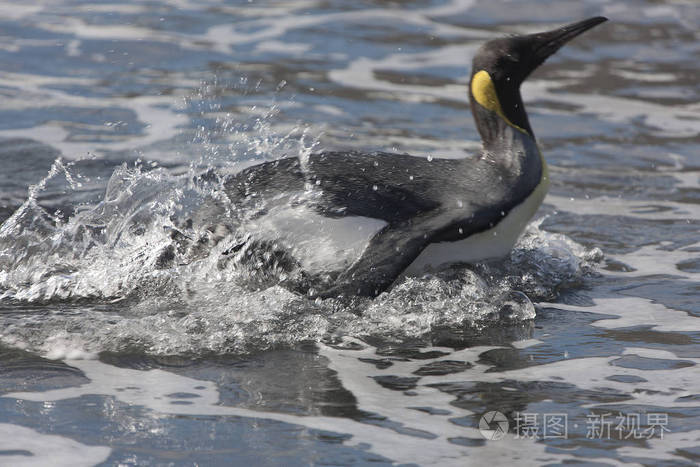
<box><xmin>470</xmin><ymin>70</ymin><xmax>526</xmax><ymax>133</ymax></box>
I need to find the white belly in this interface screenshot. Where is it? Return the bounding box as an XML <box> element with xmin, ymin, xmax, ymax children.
<box><xmin>403</xmin><ymin>176</ymin><xmax>549</xmax><ymax>276</ymax></box>
<box><xmin>247</xmin><ymin>204</ymin><xmax>388</xmax><ymax>273</ymax></box>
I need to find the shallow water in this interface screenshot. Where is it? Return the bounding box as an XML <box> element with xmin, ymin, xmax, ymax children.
<box><xmin>0</xmin><ymin>0</ymin><xmax>699</xmax><ymax>465</ymax></box>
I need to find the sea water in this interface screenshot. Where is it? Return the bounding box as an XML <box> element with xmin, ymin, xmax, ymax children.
<box><xmin>0</xmin><ymin>0</ymin><xmax>698</xmax><ymax>465</ymax></box>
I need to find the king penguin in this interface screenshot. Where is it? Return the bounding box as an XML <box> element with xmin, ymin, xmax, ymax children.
<box><xmin>220</xmin><ymin>17</ymin><xmax>608</xmax><ymax>298</ymax></box>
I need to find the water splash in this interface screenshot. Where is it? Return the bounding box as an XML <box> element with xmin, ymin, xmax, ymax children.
<box><xmin>186</xmin><ymin>76</ymin><xmax>319</xmax><ymax>170</ymax></box>
<box><xmin>0</xmin><ymin>197</ymin><xmax>602</xmax><ymax>357</ymax></box>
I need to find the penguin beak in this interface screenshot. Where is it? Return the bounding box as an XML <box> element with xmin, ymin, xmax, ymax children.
<box><xmin>531</xmin><ymin>16</ymin><xmax>608</xmax><ymax>63</ymax></box>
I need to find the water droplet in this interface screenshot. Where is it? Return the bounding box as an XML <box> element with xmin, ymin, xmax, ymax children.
<box><xmin>409</xmin><ymin>175</ymin><xmax>414</xmax><ymax>180</ymax></box>
<box><xmin>427</xmin><ymin>155</ymin><xmax>433</xmax><ymax>162</ymax></box>
<box><xmin>458</xmin><ymin>228</ymin><xmax>464</xmax><ymax>234</ymax></box>
<box><xmin>457</xmin><ymin>200</ymin><xmax>464</xmax><ymax>208</ymax></box>
<box><xmin>372</xmin><ymin>185</ymin><xmax>378</xmax><ymax>191</ymax></box>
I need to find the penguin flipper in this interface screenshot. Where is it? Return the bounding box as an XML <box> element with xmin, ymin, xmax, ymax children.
<box><xmin>314</xmin><ymin>224</ymin><xmax>431</xmax><ymax>298</ymax></box>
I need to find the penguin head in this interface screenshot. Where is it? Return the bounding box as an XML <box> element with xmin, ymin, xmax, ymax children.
<box><xmin>470</xmin><ymin>17</ymin><xmax>608</xmax><ymax>143</ymax></box>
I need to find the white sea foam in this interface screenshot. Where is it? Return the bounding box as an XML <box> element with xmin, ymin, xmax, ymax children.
<box><xmin>5</xmin><ymin>337</ymin><xmax>697</xmax><ymax>465</ymax></box>
<box><xmin>3</xmin><ymin>358</ymin><xmax>488</xmax><ymax>466</ymax></box>
<box><xmin>329</xmin><ymin>45</ymin><xmax>699</xmax><ymax>139</ymax></box>
<box><xmin>0</xmin><ymin>423</ymin><xmax>111</xmax><ymax>467</ymax></box>
<box><xmin>547</xmin><ymin>194</ymin><xmax>700</xmax><ymax>222</ymax></box>
<box><xmin>609</xmin><ymin>244</ymin><xmax>700</xmax><ymax>280</ymax></box>
<box><xmin>510</xmin><ymin>338</ymin><xmax>544</xmax><ymax>349</ymax></box>
<box><xmin>545</xmin><ymin>296</ymin><xmax>700</xmax><ymax>333</ymax></box>
<box><xmin>0</xmin><ymin>72</ymin><xmax>189</xmax><ymax>159</ymax></box>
